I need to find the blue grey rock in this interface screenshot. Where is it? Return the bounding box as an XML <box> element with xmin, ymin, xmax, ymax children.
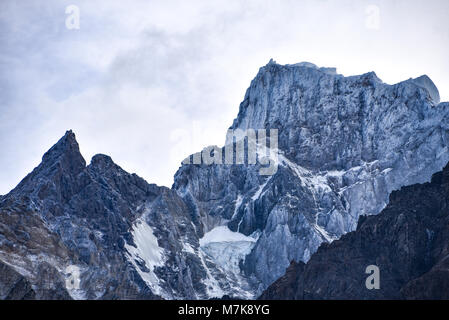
<box><xmin>174</xmin><ymin>61</ymin><xmax>449</xmax><ymax>293</ymax></box>
<box><xmin>1</xmin><ymin>61</ymin><xmax>448</xmax><ymax>299</ymax></box>
<box><xmin>0</xmin><ymin>131</ymin><xmax>249</xmax><ymax>299</ymax></box>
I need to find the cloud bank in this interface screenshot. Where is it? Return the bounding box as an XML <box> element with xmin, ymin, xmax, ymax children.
<box><xmin>1</xmin><ymin>0</ymin><xmax>449</xmax><ymax>194</ymax></box>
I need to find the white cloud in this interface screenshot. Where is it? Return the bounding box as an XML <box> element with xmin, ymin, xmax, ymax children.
<box><xmin>1</xmin><ymin>0</ymin><xmax>449</xmax><ymax>194</ymax></box>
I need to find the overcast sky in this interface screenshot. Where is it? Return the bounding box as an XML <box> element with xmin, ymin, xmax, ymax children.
<box><xmin>1</xmin><ymin>0</ymin><xmax>448</xmax><ymax>194</ymax></box>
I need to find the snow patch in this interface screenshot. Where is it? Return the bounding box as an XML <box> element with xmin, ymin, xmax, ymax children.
<box><xmin>231</xmin><ymin>195</ymin><xmax>243</xmax><ymax>220</ymax></box>
<box><xmin>200</xmin><ymin>226</ymin><xmax>257</xmax><ymax>247</ymax></box>
<box><xmin>198</xmin><ymin>226</ymin><xmax>259</xmax><ymax>298</ymax></box>
<box><xmin>277</xmin><ymin>152</ymin><xmax>332</xmax><ymax>193</ymax></box>
<box><xmin>125</xmin><ymin>218</ymin><xmax>167</xmax><ymax>298</ymax></box>
<box><xmin>251</xmin><ymin>177</ymin><xmax>272</xmax><ymax>201</ymax></box>
<box><xmin>182</xmin><ymin>241</ymin><xmax>196</xmax><ymax>254</ymax></box>
<box><xmin>197</xmin><ymin>250</ymin><xmax>225</xmax><ymax>298</ymax></box>
<box><xmin>64</xmin><ymin>265</ymin><xmax>86</xmax><ymax>300</ymax></box>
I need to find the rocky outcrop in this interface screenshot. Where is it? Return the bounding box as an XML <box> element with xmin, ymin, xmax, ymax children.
<box><xmin>0</xmin><ymin>131</ymin><xmax>249</xmax><ymax>299</ymax></box>
<box><xmin>260</xmin><ymin>163</ymin><xmax>449</xmax><ymax>299</ymax></box>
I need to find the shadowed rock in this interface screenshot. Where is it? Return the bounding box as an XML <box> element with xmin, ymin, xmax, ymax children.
<box><xmin>260</xmin><ymin>163</ymin><xmax>449</xmax><ymax>300</ymax></box>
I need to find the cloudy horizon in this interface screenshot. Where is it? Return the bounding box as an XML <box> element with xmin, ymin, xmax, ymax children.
<box><xmin>1</xmin><ymin>0</ymin><xmax>449</xmax><ymax>194</ymax></box>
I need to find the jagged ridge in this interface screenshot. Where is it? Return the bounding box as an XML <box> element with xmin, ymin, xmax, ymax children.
<box><xmin>1</xmin><ymin>60</ymin><xmax>449</xmax><ymax>299</ymax></box>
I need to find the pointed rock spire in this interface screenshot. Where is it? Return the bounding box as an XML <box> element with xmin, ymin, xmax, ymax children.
<box><xmin>41</xmin><ymin>130</ymin><xmax>86</xmax><ymax>174</ymax></box>
<box><xmin>7</xmin><ymin>131</ymin><xmax>86</xmax><ymax>198</ymax></box>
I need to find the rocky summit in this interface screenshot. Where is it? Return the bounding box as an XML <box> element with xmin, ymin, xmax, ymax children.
<box><xmin>1</xmin><ymin>60</ymin><xmax>448</xmax><ymax>299</ymax></box>
<box><xmin>173</xmin><ymin>60</ymin><xmax>449</xmax><ymax>294</ymax></box>
<box><xmin>0</xmin><ymin>131</ymin><xmax>248</xmax><ymax>299</ymax></box>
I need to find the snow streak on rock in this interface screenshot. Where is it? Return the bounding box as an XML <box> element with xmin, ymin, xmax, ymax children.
<box><xmin>125</xmin><ymin>218</ymin><xmax>166</xmax><ymax>298</ymax></box>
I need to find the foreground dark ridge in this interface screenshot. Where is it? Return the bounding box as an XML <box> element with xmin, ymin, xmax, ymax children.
<box><xmin>260</xmin><ymin>162</ymin><xmax>449</xmax><ymax>299</ymax></box>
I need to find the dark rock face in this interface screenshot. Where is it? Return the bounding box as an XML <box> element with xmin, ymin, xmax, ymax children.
<box><xmin>0</xmin><ymin>261</ymin><xmax>35</xmax><ymax>300</ymax></box>
<box><xmin>0</xmin><ymin>131</ymin><xmax>250</xmax><ymax>299</ymax></box>
<box><xmin>0</xmin><ymin>131</ymin><xmax>158</xmax><ymax>299</ymax></box>
<box><xmin>260</xmin><ymin>163</ymin><xmax>449</xmax><ymax>300</ymax></box>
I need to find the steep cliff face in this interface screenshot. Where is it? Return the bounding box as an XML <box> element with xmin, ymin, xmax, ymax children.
<box><xmin>0</xmin><ymin>261</ymin><xmax>36</xmax><ymax>299</ymax></box>
<box><xmin>1</xmin><ymin>61</ymin><xmax>448</xmax><ymax>299</ymax></box>
<box><xmin>260</xmin><ymin>163</ymin><xmax>449</xmax><ymax>300</ymax></box>
<box><xmin>174</xmin><ymin>60</ymin><xmax>449</xmax><ymax>291</ymax></box>
<box><xmin>0</xmin><ymin>131</ymin><xmax>251</xmax><ymax>299</ymax></box>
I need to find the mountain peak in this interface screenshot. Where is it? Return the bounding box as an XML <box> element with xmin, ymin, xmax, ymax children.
<box><xmin>89</xmin><ymin>154</ymin><xmax>116</xmax><ymax>171</ymax></box>
<box><xmin>88</xmin><ymin>154</ymin><xmax>130</xmax><ymax>178</ymax></box>
<box><xmin>40</xmin><ymin>130</ymin><xmax>86</xmax><ymax>173</ymax></box>
<box><xmin>6</xmin><ymin>131</ymin><xmax>86</xmax><ymax>197</ymax></box>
